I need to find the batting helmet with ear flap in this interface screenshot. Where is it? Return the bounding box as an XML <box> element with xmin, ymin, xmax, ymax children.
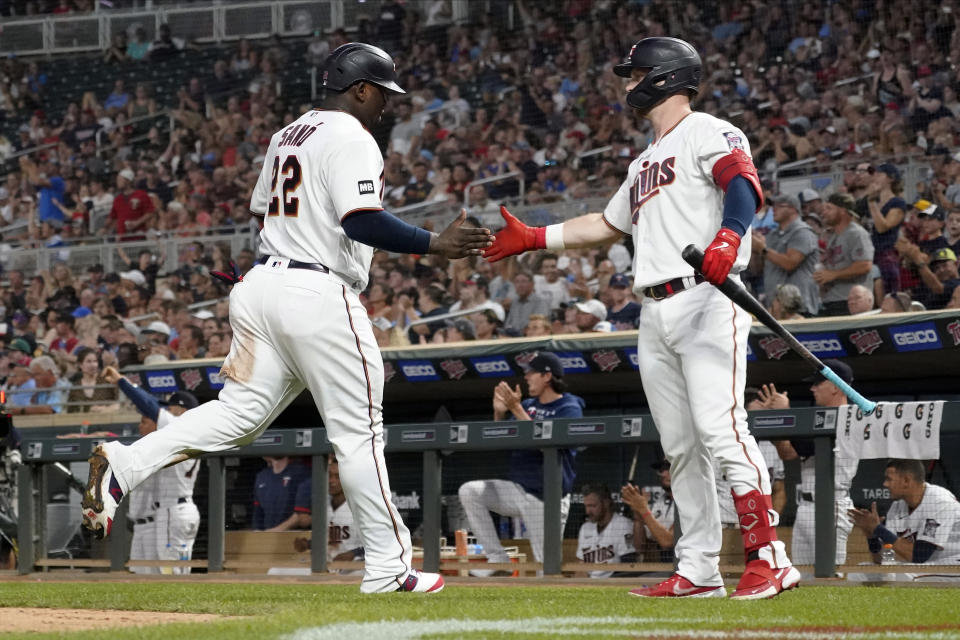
<box><xmin>614</xmin><ymin>37</ymin><xmax>701</xmax><ymax>112</ymax></box>
<box><xmin>322</xmin><ymin>42</ymin><xmax>406</xmax><ymax>95</ymax></box>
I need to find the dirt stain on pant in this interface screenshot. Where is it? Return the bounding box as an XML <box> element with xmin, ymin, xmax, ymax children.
<box><xmin>219</xmin><ymin>328</ymin><xmax>255</xmax><ymax>383</ymax></box>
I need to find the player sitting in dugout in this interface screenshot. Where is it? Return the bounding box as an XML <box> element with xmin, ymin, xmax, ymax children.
<box><xmin>848</xmin><ymin>459</ymin><xmax>960</xmax><ymax>565</ymax></box>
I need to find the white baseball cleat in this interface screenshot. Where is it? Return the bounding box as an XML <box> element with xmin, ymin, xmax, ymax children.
<box><xmin>396</xmin><ymin>569</ymin><xmax>445</xmax><ymax>593</ymax></box>
<box><xmin>80</xmin><ymin>448</ymin><xmax>122</xmax><ymax>540</ymax></box>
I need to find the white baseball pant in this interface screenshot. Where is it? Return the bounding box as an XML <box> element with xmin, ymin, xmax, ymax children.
<box><xmin>637</xmin><ymin>283</ymin><xmax>789</xmax><ymax>586</ymax></box>
<box><xmin>100</xmin><ymin>263</ymin><xmax>412</xmax><ymax>593</ymax></box>
<box><xmin>458</xmin><ymin>479</ymin><xmax>570</xmax><ymax>564</ymax></box>
<box><xmin>791</xmin><ymin>498</ymin><xmax>854</xmax><ymax>565</ymax></box>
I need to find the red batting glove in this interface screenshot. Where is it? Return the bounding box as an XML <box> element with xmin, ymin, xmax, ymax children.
<box><xmin>701</xmin><ymin>228</ymin><xmax>741</xmax><ymax>285</ymax></box>
<box><xmin>483</xmin><ymin>206</ymin><xmax>546</xmax><ymax>263</ymax></box>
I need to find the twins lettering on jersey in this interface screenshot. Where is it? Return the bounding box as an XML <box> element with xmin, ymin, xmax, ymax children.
<box><xmin>629</xmin><ymin>157</ymin><xmax>676</xmax><ymax>223</ymax></box>
<box><xmin>581</xmin><ymin>544</ymin><xmax>618</xmax><ymax>563</ymax></box>
<box><xmin>329</xmin><ymin>523</ymin><xmax>351</xmax><ymax>544</ymax></box>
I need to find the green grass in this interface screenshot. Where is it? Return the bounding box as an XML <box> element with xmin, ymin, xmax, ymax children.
<box><xmin>1</xmin><ymin>582</ymin><xmax>959</xmax><ymax>639</ymax></box>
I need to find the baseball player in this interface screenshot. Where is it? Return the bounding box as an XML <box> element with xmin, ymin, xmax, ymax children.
<box><xmin>576</xmin><ymin>484</ymin><xmax>636</xmax><ymax>578</ymax></box>
<box><xmin>849</xmin><ymin>459</ymin><xmax>960</xmax><ymax>564</ymax></box>
<box><xmin>102</xmin><ymin>365</ymin><xmax>201</xmax><ymax>575</ymax></box>
<box><xmin>291</xmin><ymin>455</ymin><xmax>364</xmax><ymax>569</ymax></box>
<box><xmin>622</xmin><ymin>460</ymin><xmax>675</xmax><ymax>563</ymax></box>
<box><xmin>483</xmin><ymin>37</ymin><xmax>798</xmax><ymax>599</ymax></box>
<box><xmin>81</xmin><ymin>43</ymin><xmax>492</xmax><ymax>594</ymax></box>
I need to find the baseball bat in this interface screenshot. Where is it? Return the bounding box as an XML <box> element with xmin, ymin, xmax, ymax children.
<box><xmin>626</xmin><ymin>445</ymin><xmax>640</xmax><ymax>484</ymax></box>
<box><xmin>681</xmin><ymin>245</ymin><xmax>876</xmax><ymax>415</ymax></box>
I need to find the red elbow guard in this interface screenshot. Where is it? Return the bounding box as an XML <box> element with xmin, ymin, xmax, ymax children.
<box><xmin>712</xmin><ymin>149</ymin><xmax>764</xmax><ymax>212</ymax></box>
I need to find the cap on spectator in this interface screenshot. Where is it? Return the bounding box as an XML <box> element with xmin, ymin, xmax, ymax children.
<box><xmin>104</xmin><ymin>272</ymin><xmax>120</xmax><ymax>283</ymax></box>
<box><xmin>525</xmin><ymin>352</ymin><xmax>564</xmax><ymax>378</ymax></box>
<box><xmin>917</xmin><ymin>65</ymin><xmax>933</xmax><ymax>78</ymax></box>
<box><xmin>574</xmin><ymin>299</ymin><xmax>608</xmax><ymax>321</ymax></box>
<box><xmin>119</xmin><ymin>270</ymin><xmax>146</xmax><ymax>286</ymax></box>
<box><xmin>9</xmin><ymin>337</ymin><xmax>32</xmax><ymax>355</ymax></box>
<box><xmin>609</xmin><ymin>273</ymin><xmax>631</xmax><ymax>288</ymax></box>
<box><xmin>445</xmin><ymin>318</ymin><xmax>476</xmax><ymax>340</ymax></box>
<box><xmin>930</xmin><ymin>248</ymin><xmax>957</xmax><ymax>264</ymax></box>
<box><xmin>799</xmin><ymin>188</ymin><xmax>821</xmax><ymax>203</ymax></box>
<box><xmin>803</xmin><ymin>358</ymin><xmax>853</xmax><ymax>384</ymax></box>
<box><xmin>118</xmin><ymin>168</ymin><xmax>135</xmax><ymax>182</ymax></box>
<box><xmin>143</xmin><ymin>320</ymin><xmax>171</xmax><ymax>336</ymax></box>
<box><xmin>914</xmin><ymin>198</ymin><xmax>933</xmax><ymax>211</ymax></box>
<box><xmin>122</xmin><ymin>320</ymin><xmax>141</xmax><ymax>338</ymax></box>
<box><xmin>87</xmin><ymin>263</ymin><xmax>104</xmax><ymax>273</ymax></box>
<box><xmin>592</xmin><ymin>321</ymin><xmax>614</xmax><ymax>332</ymax></box>
<box><xmin>193</xmin><ymin>309</ymin><xmax>215</xmax><ymax>320</ymax></box>
<box><xmin>71</xmin><ymin>306</ymin><xmax>92</xmax><ymax>319</ymax></box>
<box><xmin>771</xmin><ymin>193</ymin><xmax>801</xmax><ymax>210</ymax></box>
<box><xmin>159</xmin><ymin>289</ymin><xmax>176</xmax><ymax>301</ymax></box>
<box><xmin>143</xmin><ymin>354</ymin><xmax>170</xmax><ymax>365</ymax></box>
<box><xmin>827</xmin><ymin>193</ymin><xmax>857</xmax><ymax>216</ymax></box>
<box><xmin>160</xmin><ymin>390</ymin><xmax>199</xmax><ymax>410</ymax></box>
<box><xmin>866</xmin><ymin>48</ymin><xmax>881</xmax><ymax>59</ymax></box>
<box><xmin>876</xmin><ymin>163</ymin><xmax>901</xmax><ymax>181</ymax></box>
<box><xmin>918</xmin><ymin>203</ymin><xmax>944</xmax><ymax>220</ymax></box>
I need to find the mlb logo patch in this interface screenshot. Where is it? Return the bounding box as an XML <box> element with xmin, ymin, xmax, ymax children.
<box><xmin>358</xmin><ymin>180</ymin><xmax>375</xmax><ymax>195</ymax></box>
<box><xmin>723</xmin><ymin>131</ymin><xmax>744</xmax><ymax>150</ymax></box>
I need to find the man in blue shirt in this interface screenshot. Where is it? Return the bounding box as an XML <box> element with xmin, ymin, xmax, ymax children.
<box><xmin>252</xmin><ymin>456</ymin><xmax>310</xmax><ymax>531</ymax></box>
<box><xmin>19</xmin><ymin>156</ymin><xmax>65</xmax><ymax>226</ymax></box>
<box><xmin>458</xmin><ymin>352</ymin><xmax>583</xmax><ymax>575</ymax></box>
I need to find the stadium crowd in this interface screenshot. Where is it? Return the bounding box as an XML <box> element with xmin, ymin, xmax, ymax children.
<box><xmin>1</xmin><ymin>0</ymin><xmax>960</xmax><ymax>406</ymax></box>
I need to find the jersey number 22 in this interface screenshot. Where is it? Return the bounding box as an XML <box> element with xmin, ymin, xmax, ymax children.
<box><xmin>267</xmin><ymin>155</ymin><xmax>302</xmax><ymax>217</ymax></box>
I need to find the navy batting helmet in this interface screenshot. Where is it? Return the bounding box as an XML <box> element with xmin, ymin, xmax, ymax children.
<box><xmin>613</xmin><ymin>37</ymin><xmax>701</xmax><ymax>112</ymax></box>
<box><xmin>322</xmin><ymin>43</ymin><xmax>406</xmax><ymax>95</ymax></box>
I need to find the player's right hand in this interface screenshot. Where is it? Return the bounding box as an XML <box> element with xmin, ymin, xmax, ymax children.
<box><xmin>483</xmin><ymin>206</ymin><xmax>543</xmax><ymax>263</ymax></box>
<box><xmin>429</xmin><ymin>209</ymin><xmax>494</xmax><ymax>259</ymax></box>
<box><xmin>102</xmin><ymin>366</ymin><xmax>121</xmax><ymax>384</ymax></box>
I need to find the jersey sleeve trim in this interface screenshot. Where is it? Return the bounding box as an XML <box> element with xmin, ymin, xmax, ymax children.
<box><xmin>293</xmin><ymin>506</ymin><xmax>311</xmax><ymax>513</ymax></box>
<box><xmin>711</xmin><ymin>149</ymin><xmax>764</xmax><ymax>212</ymax></box>
<box><xmin>341</xmin><ymin>206</ymin><xmax>385</xmax><ymax>222</ymax></box>
<box><xmin>601</xmin><ymin>214</ymin><xmax>630</xmax><ymax>235</ymax></box>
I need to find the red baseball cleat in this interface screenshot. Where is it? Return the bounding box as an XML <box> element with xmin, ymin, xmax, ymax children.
<box><xmin>628</xmin><ymin>573</ymin><xmax>726</xmax><ymax>598</ymax></box>
<box><xmin>730</xmin><ymin>561</ymin><xmax>801</xmax><ymax>600</ymax></box>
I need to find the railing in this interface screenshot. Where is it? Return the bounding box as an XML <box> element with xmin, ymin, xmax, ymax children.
<box><xmin>463</xmin><ymin>172</ymin><xmax>525</xmax><ymax>209</ymax></box>
<box><xmin>94</xmin><ymin>110</ymin><xmax>175</xmax><ymax>159</ymax></box>
<box><xmin>0</xmin><ymin>1</ymin><xmax>469</xmax><ymax>58</ymax></box>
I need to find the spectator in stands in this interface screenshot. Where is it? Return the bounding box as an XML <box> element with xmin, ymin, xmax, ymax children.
<box><xmin>769</xmin><ymin>284</ymin><xmax>806</xmax><ymax>321</ymax></box>
<box><xmin>621</xmin><ymin>460</ymin><xmax>675</xmax><ymax>563</ymax></box>
<box><xmin>103</xmin><ymin>79</ymin><xmax>129</xmax><ymax>113</ymax></box>
<box><xmin>3</xmin><ymin>366</ymin><xmax>36</xmax><ymax>408</ymax></box>
<box><xmin>441</xmin><ymin>318</ymin><xmax>475</xmax><ymax>343</ymax></box>
<box><xmin>173</xmin><ymin>326</ymin><xmax>204</xmax><ymax>360</ymax></box>
<box><xmin>752</xmin><ymin>193</ymin><xmax>821</xmax><ymax>316</ymax></box>
<box><xmin>572</xmin><ymin>299</ymin><xmax>607</xmax><ymax>333</ymax></box>
<box><xmin>866</xmin><ymin>164</ymin><xmax>907</xmax><ymax>294</ymax></box>
<box><xmin>252</xmin><ymin>455</ymin><xmax>310</xmax><ymax>532</ymax></box>
<box><xmin>18</xmin><ymin>156</ymin><xmax>64</xmax><ymax>227</ymax></box>
<box><xmin>8</xmin><ymin>355</ymin><xmax>70</xmax><ymax>415</ymax></box>
<box><xmin>449</xmin><ymin>276</ymin><xmax>504</xmax><ymax>322</ymax></box>
<box><xmin>400</xmin><ymin>161</ymin><xmax>433</xmax><ymax>206</ymax></box>
<box><xmin>880</xmin><ymin>291</ymin><xmax>913</xmax><ymax>314</ymax></box>
<box><xmin>49</xmin><ymin>312</ymin><xmax>78</xmax><ymax>354</ymax></box>
<box><xmin>847</xmin><ymin>285</ymin><xmax>878</xmax><ymax>315</ymax></box>
<box><xmin>458</xmin><ymin>352</ymin><xmax>582</xmax><ymax>575</ymax></box>
<box><xmin>126</xmin><ymin>27</ymin><xmax>150</xmax><ymax>62</ymax></box>
<box><xmin>66</xmin><ymin>346</ymin><xmax>116</xmax><ymax>413</ymax></box>
<box><xmin>533</xmin><ymin>253</ymin><xmax>569</xmax><ymax>310</ymax></box>
<box><xmin>148</xmin><ymin>24</ymin><xmax>185</xmax><ymax>60</ymax></box>
<box><xmin>103</xmin><ymin>32</ymin><xmax>128</xmax><ymax>64</ymax></box>
<box><xmin>575</xmin><ymin>483</ymin><xmax>637</xmax><ymax>578</ymax></box>
<box><xmin>815</xmin><ymin>193</ymin><xmax>874</xmax><ymax>316</ymax></box>
<box><xmin>524</xmin><ymin>313</ymin><xmax>551</xmax><ymax>337</ymax></box>
<box><xmin>107</xmin><ymin>168</ymin><xmax>155</xmax><ymax>239</ymax></box>
<box><xmin>206</xmin><ymin>332</ymin><xmax>230</xmax><ymax>359</ymax></box>
<box><xmin>408</xmin><ymin>283</ymin><xmax>448</xmax><ymax>344</ymax></box>
<box><xmin>473</xmin><ymin>308</ymin><xmax>502</xmax><ymax>341</ymax></box>
<box><xmin>849</xmin><ymin>459</ymin><xmax>960</xmax><ymax>565</ymax></box>
<box><xmin>605</xmin><ymin>273</ymin><xmax>640</xmax><ymax>330</ymax></box>
<box><xmin>914</xmin><ymin>248</ymin><xmax>960</xmax><ymax>310</ymax></box>
<box><xmin>504</xmin><ymin>271</ymin><xmax>550</xmax><ymax>335</ymax></box>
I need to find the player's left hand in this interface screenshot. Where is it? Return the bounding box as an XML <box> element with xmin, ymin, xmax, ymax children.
<box><xmin>701</xmin><ymin>228</ymin><xmax>741</xmax><ymax>285</ymax></box>
<box><xmin>429</xmin><ymin>209</ymin><xmax>493</xmax><ymax>259</ymax></box>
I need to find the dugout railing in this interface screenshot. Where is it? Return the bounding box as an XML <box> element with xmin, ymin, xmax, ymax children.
<box><xmin>14</xmin><ymin>402</ymin><xmax>960</xmax><ymax>579</ymax></box>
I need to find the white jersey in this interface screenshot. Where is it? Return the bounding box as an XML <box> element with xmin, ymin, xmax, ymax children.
<box><xmin>156</xmin><ymin>408</ymin><xmax>200</xmax><ymax>505</ymax></box>
<box><xmin>328</xmin><ymin>498</ymin><xmax>362</xmax><ymax>561</ymax></box>
<box><xmin>576</xmin><ymin>513</ymin><xmax>635</xmax><ymax>578</ymax></box>
<box><xmin>603</xmin><ymin>112</ymin><xmax>754</xmax><ymax>289</ymax></box>
<box><xmin>643</xmin><ymin>485</ymin><xmax>675</xmax><ymax>538</ymax></box>
<box><xmin>886</xmin><ymin>483</ymin><xmax>960</xmax><ymax>564</ymax></box>
<box><xmin>250</xmin><ymin>110</ymin><xmax>386</xmax><ymax>291</ymax></box>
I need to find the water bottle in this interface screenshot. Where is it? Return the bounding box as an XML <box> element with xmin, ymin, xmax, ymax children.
<box><xmin>179</xmin><ymin>543</ymin><xmax>189</xmax><ymax>562</ymax></box>
<box><xmin>880</xmin><ymin>543</ymin><xmax>895</xmax><ymax>565</ymax></box>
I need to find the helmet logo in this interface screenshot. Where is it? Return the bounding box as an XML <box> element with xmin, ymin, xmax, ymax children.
<box><xmin>628</xmin><ymin>43</ymin><xmax>637</xmax><ymax>58</ymax></box>
<box><xmin>322</xmin><ymin>70</ymin><xmax>328</xmax><ymax>86</ymax></box>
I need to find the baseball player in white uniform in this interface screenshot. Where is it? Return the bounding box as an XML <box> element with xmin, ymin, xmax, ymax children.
<box><xmin>104</xmin><ymin>364</ymin><xmax>201</xmax><ymax>575</ymax></box>
<box><xmin>576</xmin><ymin>485</ymin><xmax>636</xmax><ymax>578</ymax></box>
<box><xmin>81</xmin><ymin>43</ymin><xmax>492</xmax><ymax>594</ymax></box>
<box><xmin>484</xmin><ymin>37</ymin><xmax>798</xmax><ymax>599</ymax></box>
<box><xmin>850</xmin><ymin>459</ymin><xmax>960</xmax><ymax>564</ymax></box>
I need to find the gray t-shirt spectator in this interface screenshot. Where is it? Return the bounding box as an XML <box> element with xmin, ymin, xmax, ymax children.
<box><xmin>822</xmin><ymin>222</ymin><xmax>875</xmax><ymax>303</ymax></box>
<box><xmin>764</xmin><ymin>218</ymin><xmax>821</xmax><ymax>315</ymax></box>
<box><xmin>504</xmin><ymin>292</ymin><xmax>552</xmax><ymax>333</ymax></box>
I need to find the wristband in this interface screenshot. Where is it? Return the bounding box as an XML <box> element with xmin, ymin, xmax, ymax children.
<box><xmin>867</xmin><ymin>537</ymin><xmax>882</xmax><ymax>554</ymax></box>
<box><xmin>872</xmin><ymin>524</ymin><xmax>897</xmax><ymax>545</ymax></box>
<box><xmin>544</xmin><ymin>224</ymin><xmax>565</xmax><ymax>251</ymax></box>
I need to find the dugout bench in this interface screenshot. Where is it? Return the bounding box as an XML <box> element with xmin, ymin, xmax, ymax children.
<box><xmin>15</xmin><ymin>403</ymin><xmax>960</xmax><ymax>578</ymax></box>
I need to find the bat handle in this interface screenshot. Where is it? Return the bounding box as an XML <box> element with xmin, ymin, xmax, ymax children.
<box><xmin>820</xmin><ymin>366</ymin><xmax>876</xmax><ymax>415</ymax></box>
